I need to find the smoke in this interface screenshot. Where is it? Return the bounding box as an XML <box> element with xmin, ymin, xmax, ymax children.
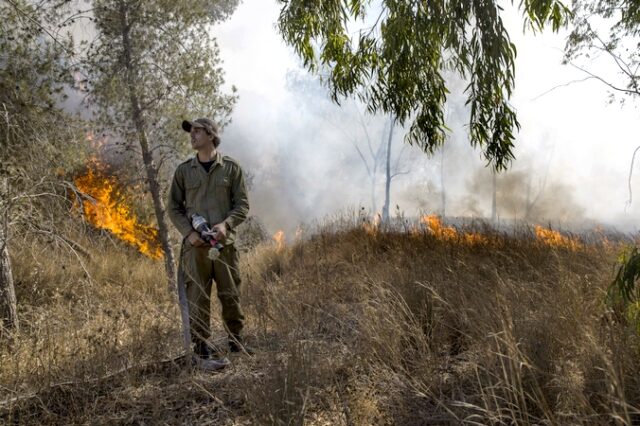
<box><xmin>464</xmin><ymin>166</ymin><xmax>586</xmax><ymax>223</ymax></box>
<box><xmin>14</xmin><ymin>0</ymin><xmax>635</xmax><ymax>241</ymax></box>
<box><xmin>203</xmin><ymin>0</ymin><xmax>640</xmax><ymax>237</ymax></box>
<box><xmin>49</xmin><ymin>0</ymin><xmax>640</xmax><ymax>236</ymax></box>
<box><xmin>217</xmin><ymin>63</ymin><xmax>591</xmax><ymax>235</ymax></box>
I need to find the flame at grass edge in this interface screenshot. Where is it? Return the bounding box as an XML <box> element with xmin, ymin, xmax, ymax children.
<box><xmin>74</xmin><ymin>161</ymin><xmax>163</xmax><ymax>260</ymax></box>
<box><xmin>534</xmin><ymin>225</ymin><xmax>583</xmax><ymax>251</ymax></box>
<box><xmin>273</xmin><ymin>230</ymin><xmax>285</xmax><ymax>251</ymax></box>
<box><xmin>420</xmin><ymin>215</ymin><xmax>489</xmax><ymax>246</ymax></box>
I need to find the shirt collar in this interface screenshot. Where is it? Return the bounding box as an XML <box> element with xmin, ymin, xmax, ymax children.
<box><xmin>189</xmin><ymin>151</ymin><xmax>222</xmax><ymax>168</ymax></box>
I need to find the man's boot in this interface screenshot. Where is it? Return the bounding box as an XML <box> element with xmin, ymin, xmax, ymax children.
<box><xmin>193</xmin><ymin>340</ymin><xmax>230</xmax><ymax>370</ymax></box>
<box><xmin>228</xmin><ymin>334</ymin><xmax>255</xmax><ymax>355</ymax></box>
<box><xmin>194</xmin><ymin>340</ymin><xmax>213</xmax><ymax>359</ymax></box>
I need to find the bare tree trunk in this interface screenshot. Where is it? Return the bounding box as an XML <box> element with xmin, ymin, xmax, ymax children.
<box><xmin>370</xmin><ymin>175</ymin><xmax>377</xmax><ymax>214</ymax></box>
<box><xmin>0</xmin><ymin>178</ymin><xmax>18</xmax><ymax>334</ymax></box>
<box><xmin>119</xmin><ymin>3</ymin><xmax>176</xmax><ymax>290</ymax></box>
<box><xmin>371</xmin><ymin>120</ymin><xmax>387</xmax><ymax>214</ymax></box>
<box><xmin>627</xmin><ymin>146</ymin><xmax>640</xmax><ymax>208</ymax></box>
<box><xmin>491</xmin><ymin>170</ymin><xmax>497</xmax><ymax>222</ymax></box>
<box><xmin>440</xmin><ymin>146</ymin><xmax>446</xmax><ymax>217</ymax></box>
<box><xmin>370</xmin><ymin>138</ymin><xmax>383</xmax><ymax>214</ymax></box>
<box><xmin>382</xmin><ymin>115</ymin><xmax>394</xmax><ymax>222</ymax></box>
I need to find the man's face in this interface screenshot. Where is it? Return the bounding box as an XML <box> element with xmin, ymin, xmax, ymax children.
<box><xmin>190</xmin><ymin>126</ymin><xmax>213</xmax><ymax>150</ymax></box>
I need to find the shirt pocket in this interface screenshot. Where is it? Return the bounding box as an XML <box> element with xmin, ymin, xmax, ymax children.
<box><xmin>185</xmin><ymin>180</ymin><xmax>201</xmax><ymax>209</ymax></box>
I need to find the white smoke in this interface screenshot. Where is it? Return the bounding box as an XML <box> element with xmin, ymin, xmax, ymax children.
<box><xmin>203</xmin><ymin>1</ymin><xmax>640</xmax><ymax>235</ymax></box>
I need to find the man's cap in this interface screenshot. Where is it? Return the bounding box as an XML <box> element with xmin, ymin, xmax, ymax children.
<box><xmin>182</xmin><ymin>118</ymin><xmax>218</xmax><ymax>135</ymax></box>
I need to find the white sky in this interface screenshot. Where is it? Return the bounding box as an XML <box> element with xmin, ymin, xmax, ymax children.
<box><xmin>210</xmin><ymin>0</ymin><xmax>640</xmax><ymax>234</ymax></box>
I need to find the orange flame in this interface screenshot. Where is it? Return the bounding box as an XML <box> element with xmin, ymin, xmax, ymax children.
<box><xmin>462</xmin><ymin>231</ymin><xmax>489</xmax><ymax>246</ymax></box>
<box><xmin>356</xmin><ymin>213</ymin><xmax>611</xmax><ymax>251</ymax></box>
<box><xmin>273</xmin><ymin>230</ymin><xmax>285</xmax><ymax>251</ymax></box>
<box><xmin>363</xmin><ymin>213</ymin><xmax>382</xmax><ymax>235</ymax></box>
<box><xmin>534</xmin><ymin>225</ymin><xmax>582</xmax><ymax>251</ymax></box>
<box><xmin>420</xmin><ymin>215</ymin><xmax>489</xmax><ymax>246</ymax></box>
<box><xmin>421</xmin><ymin>215</ymin><xmax>457</xmax><ymax>241</ymax></box>
<box><xmin>74</xmin><ymin>160</ymin><xmax>163</xmax><ymax>259</ymax></box>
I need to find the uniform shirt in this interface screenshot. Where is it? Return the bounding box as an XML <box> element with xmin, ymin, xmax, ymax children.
<box><xmin>167</xmin><ymin>152</ymin><xmax>249</xmax><ymax>245</ymax></box>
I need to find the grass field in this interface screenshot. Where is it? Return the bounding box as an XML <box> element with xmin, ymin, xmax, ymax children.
<box><xmin>1</xmin><ymin>217</ymin><xmax>639</xmax><ymax>425</ymax></box>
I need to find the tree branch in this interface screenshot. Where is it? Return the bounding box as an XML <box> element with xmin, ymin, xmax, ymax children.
<box><xmin>627</xmin><ymin>145</ymin><xmax>640</xmax><ymax>208</ymax></box>
<box><xmin>354</xmin><ymin>145</ymin><xmax>372</xmax><ymax>177</ymax></box>
<box><xmin>531</xmin><ymin>76</ymin><xmax>597</xmax><ymax>101</ymax></box>
<box><xmin>5</xmin><ymin>0</ymin><xmax>75</xmax><ymax>56</ymax></box>
<box><xmin>390</xmin><ymin>170</ymin><xmax>410</xmax><ymax>179</ymax></box>
<box><xmin>568</xmin><ymin>62</ymin><xmax>639</xmax><ymax>95</ymax></box>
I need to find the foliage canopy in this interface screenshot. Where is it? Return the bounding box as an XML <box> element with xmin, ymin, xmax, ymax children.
<box><xmin>0</xmin><ymin>0</ymin><xmax>87</xmax><ymax>226</ymax></box>
<box><xmin>565</xmin><ymin>0</ymin><xmax>640</xmax><ymax>99</ymax></box>
<box><xmin>85</xmin><ymin>0</ymin><xmax>239</xmax><ymax>167</ymax></box>
<box><xmin>277</xmin><ymin>0</ymin><xmax>569</xmax><ymax>170</ymax></box>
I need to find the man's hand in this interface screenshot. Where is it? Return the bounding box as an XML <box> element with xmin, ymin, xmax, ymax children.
<box><xmin>187</xmin><ymin>230</ymin><xmax>205</xmax><ymax>247</ymax></box>
<box><xmin>212</xmin><ymin>223</ymin><xmax>228</xmax><ymax>243</ymax></box>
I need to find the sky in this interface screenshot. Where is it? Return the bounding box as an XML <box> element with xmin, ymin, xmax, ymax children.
<box><xmin>207</xmin><ymin>0</ymin><xmax>640</xmax><ymax>235</ymax></box>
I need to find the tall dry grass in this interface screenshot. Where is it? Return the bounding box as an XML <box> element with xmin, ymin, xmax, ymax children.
<box><xmin>240</xmin><ymin>220</ymin><xmax>640</xmax><ymax>425</ymax></box>
<box><xmin>2</xmin><ymin>216</ymin><xmax>639</xmax><ymax>424</ymax></box>
<box><xmin>0</xmin><ymin>225</ymin><xmax>183</xmax><ymax>423</ymax></box>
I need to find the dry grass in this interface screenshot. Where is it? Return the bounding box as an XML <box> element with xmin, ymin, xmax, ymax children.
<box><xmin>2</xmin><ymin>217</ymin><xmax>639</xmax><ymax>424</ymax></box>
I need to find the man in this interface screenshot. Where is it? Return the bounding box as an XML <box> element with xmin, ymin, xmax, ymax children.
<box><xmin>168</xmin><ymin>117</ymin><xmax>251</xmax><ymax>361</ymax></box>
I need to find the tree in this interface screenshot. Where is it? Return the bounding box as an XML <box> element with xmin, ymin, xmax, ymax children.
<box><xmin>83</xmin><ymin>0</ymin><xmax>239</xmax><ymax>289</ymax></box>
<box><xmin>381</xmin><ymin>114</ymin><xmax>410</xmax><ymax>222</ymax></box>
<box><xmin>277</xmin><ymin>0</ymin><xmax>569</xmax><ymax>171</ymax></box>
<box><xmin>351</xmin><ymin>109</ymin><xmax>387</xmax><ymax>213</ymax></box>
<box><xmin>564</xmin><ymin>0</ymin><xmax>640</xmax><ymax>207</ymax></box>
<box><xmin>0</xmin><ymin>179</ymin><xmax>18</xmax><ymax>335</ymax></box>
<box><xmin>382</xmin><ymin>115</ymin><xmax>394</xmax><ymax>222</ymax></box>
<box><xmin>440</xmin><ymin>144</ymin><xmax>447</xmax><ymax>217</ymax></box>
<box><xmin>285</xmin><ymin>70</ymin><xmax>411</xmax><ymax>216</ymax></box>
<box><xmin>437</xmin><ymin>105</ymin><xmax>457</xmax><ymax>217</ymax></box>
<box><xmin>565</xmin><ymin>0</ymin><xmax>640</xmax><ymax>100</ymax></box>
<box><xmin>1</xmin><ymin>0</ymin><xmax>86</xmax><ymax>334</ymax></box>
<box><xmin>491</xmin><ymin>170</ymin><xmax>497</xmax><ymax>222</ymax></box>
<box><xmin>350</xmin><ymin>111</ymin><xmax>409</xmax><ymax>216</ymax></box>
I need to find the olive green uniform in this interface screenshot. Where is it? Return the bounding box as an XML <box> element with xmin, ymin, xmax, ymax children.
<box><xmin>167</xmin><ymin>152</ymin><xmax>249</xmax><ymax>344</ymax></box>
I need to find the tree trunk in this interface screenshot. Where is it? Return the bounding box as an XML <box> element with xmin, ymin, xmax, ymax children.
<box><xmin>491</xmin><ymin>170</ymin><xmax>497</xmax><ymax>222</ymax></box>
<box><xmin>0</xmin><ymin>178</ymin><xmax>18</xmax><ymax>335</ymax></box>
<box><xmin>119</xmin><ymin>3</ymin><xmax>176</xmax><ymax>290</ymax></box>
<box><xmin>440</xmin><ymin>146</ymin><xmax>446</xmax><ymax>217</ymax></box>
<box><xmin>381</xmin><ymin>115</ymin><xmax>394</xmax><ymax>222</ymax></box>
<box><xmin>370</xmin><ymin>175</ymin><xmax>377</xmax><ymax>214</ymax></box>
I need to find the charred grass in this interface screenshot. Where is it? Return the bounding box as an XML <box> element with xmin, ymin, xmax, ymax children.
<box><xmin>2</xmin><ymin>220</ymin><xmax>639</xmax><ymax>424</ymax></box>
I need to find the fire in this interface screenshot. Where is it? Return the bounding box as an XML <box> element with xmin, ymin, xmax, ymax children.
<box><xmin>273</xmin><ymin>230</ymin><xmax>285</xmax><ymax>251</ymax></box>
<box><xmin>534</xmin><ymin>225</ymin><xmax>582</xmax><ymax>251</ymax></box>
<box><xmin>419</xmin><ymin>215</ymin><xmax>489</xmax><ymax>247</ymax></box>
<box><xmin>355</xmin><ymin>212</ymin><xmax>613</xmax><ymax>252</ymax></box>
<box><xmin>420</xmin><ymin>216</ymin><xmax>584</xmax><ymax>250</ymax></box>
<box><xmin>74</xmin><ymin>160</ymin><xmax>163</xmax><ymax>259</ymax></box>
<box><xmin>421</xmin><ymin>215</ymin><xmax>457</xmax><ymax>241</ymax></box>
<box><xmin>363</xmin><ymin>213</ymin><xmax>382</xmax><ymax>235</ymax></box>
<box><xmin>462</xmin><ymin>231</ymin><xmax>489</xmax><ymax>246</ymax></box>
